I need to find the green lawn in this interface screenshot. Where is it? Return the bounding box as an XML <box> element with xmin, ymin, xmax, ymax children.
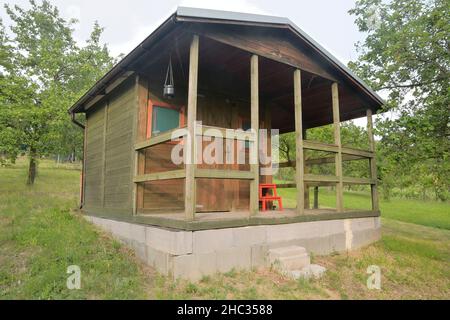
<box><xmin>0</xmin><ymin>162</ymin><xmax>152</xmax><ymax>299</ymax></box>
<box><xmin>278</xmin><ymin>187</ymin><xmax>450</xmax><ymax>230</ymax></box>
<box><xmin>1</xmin><ymin>161</ymin><xmax>449</xmax><ymax>299</ymax></box>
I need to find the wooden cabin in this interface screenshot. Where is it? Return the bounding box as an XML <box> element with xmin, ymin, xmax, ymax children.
<box><xmin>69</xmin><ymin>8</ymin><xmax>383</xmax><ymax>252</ymax></box>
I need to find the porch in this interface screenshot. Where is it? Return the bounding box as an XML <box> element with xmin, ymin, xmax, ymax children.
<box><xmin>130</xmin><ymin>31</ymin><xmax>380</xmax><ymax>229</ymax></box>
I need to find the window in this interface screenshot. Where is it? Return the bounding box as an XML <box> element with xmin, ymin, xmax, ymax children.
<box><xmin>152</xmin><ymin>106</ymin><xmax>179</xmax><ymax>135</ymax></box>
<box><xmin>146</xmin><ymin>101</ymin><xmax>185</xmax><ymax>138</ymax></box>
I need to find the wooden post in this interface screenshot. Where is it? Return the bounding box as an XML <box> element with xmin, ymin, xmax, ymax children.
<box><xmin>131</xmin><ymin>75</ymin><xmax>148</xmax><ymax>215</ymax></box>
<box><xmin>332</xmin><ymin>82</ymin><xmax>344</xmax><ymax>212</ymax></box>
<box><xmin>367</xmin><ymin>109</ymin><xmax>379</xmax><ymax>211</ymax></box>
<box><xmin>313</xmin><ymin>186</ymin><xmax>319</xmax><ymax>209</ymax></box>
<box><xmin>185</xmin><ymin>35</ymin><xmax>199</xmax><ymax>221</ymax></box>
<box><xmin>249</xmin><ymin>54</ymin><xmax>259</xmax><ymax>215</ymax></box>
<box><xmin>303</xmin><ymin>129</ymin><xmax>310</xmax><ymax>209</ymax></box>
<box><xmin>294</xmin><ymin>69</ymin><xmax>304</xmax><ymax>215</ymax></box>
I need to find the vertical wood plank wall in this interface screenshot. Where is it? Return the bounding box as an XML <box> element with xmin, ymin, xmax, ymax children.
<box><xmin>84</xmin><ymin>77</ymin><xmax>135</xmax><ymax>215</ymax></box>
<box><xmin>84</xmin><ymin>104</ymin><xmax>106</xmax><ymax>207</ymax></box>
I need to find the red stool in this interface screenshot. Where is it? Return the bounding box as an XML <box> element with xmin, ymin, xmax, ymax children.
<box><xmin>259</xmin><ymin>184</ymin><xmax>283</xmax><ymax>211</ymax></box>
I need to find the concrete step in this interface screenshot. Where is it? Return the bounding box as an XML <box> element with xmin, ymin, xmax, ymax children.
<box><xmin>289</xmin><ymin>264</ymin><xmax>327</xmax><ymax>280</ymax></box>
<box><xmin>268</xmin><ymin>246</ymin><xmax>310</xmax><ymax>271</ymax></box>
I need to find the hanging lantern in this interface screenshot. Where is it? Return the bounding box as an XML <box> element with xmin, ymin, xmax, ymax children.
<box><xmin>163</xmin><ymin>55</ymin><xmax>175</xmax><ymax>98</ymax></box>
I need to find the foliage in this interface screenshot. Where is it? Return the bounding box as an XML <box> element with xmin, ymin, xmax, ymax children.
<box><xmin>348</xmin><ymin>0</ymin><xmax>450</xmax><ymax>201</ymax></box>
<box><xmin>277</xmin><ymin>122</ymin><xmax>371</xmax><ymax>187</ymax></box>
<box><xmin>0</xmin><ymin>0</ymin><xmax>115</xmax><ymax>183</ymax></box>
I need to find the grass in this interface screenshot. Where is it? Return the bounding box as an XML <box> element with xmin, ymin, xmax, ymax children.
<box><xmin>0</xmin><ymin>159</ymin><xmax>449</xmax><ymax>299</ymax></box>
<box><xmin>0</xmin><ymin>161</ymin><xmax>153</xmax><ymax>299</ymax></box>
<box><xmin>278</xmin><ymin>187</ymin><xmax>450</xmax><ymax>230</ymax></box>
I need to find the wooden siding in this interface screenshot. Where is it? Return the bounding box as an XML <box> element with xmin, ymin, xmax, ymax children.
<box><xmin>84</xmin><ymin>78</ymin><xmax>135</xmax><ymax>215</ymax></box>
<box><xmin>104</xmin><ymin>79</ymin><xmax>135</xmax><ymax>210</ymax></box>
<box><xmin>144</xmin><ymin>142</ymin><xmax>184</xmax><ymax>174</ymax></box>
<box><xmin>138</xmin><ymin>75</ymin><xmax>276</xmax><ymax>213</ymax></box>
<box><xmin>84</xmin><ymin>103</ymin><xmax>106</xmax><ymax>207</ymax></box>
<box><xmin>142</xmin><ymin>178</ymin><xmax>185</xmax><ymax>212</ymax></box>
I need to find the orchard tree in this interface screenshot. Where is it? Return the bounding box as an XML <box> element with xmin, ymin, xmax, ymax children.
<box><xmin>278</xmin><ymin>123</ymin><xmax>372</xmax><ymax>183</ymax></box>
<box><xmin>349</xmin><ymin>0</ymin><xmax>450</xmax><ymax>200</ymax></box>
<box><xmin>0</xmin><ymin>0</ymin><xmax>115</xmax><ymax>184</ymax></box>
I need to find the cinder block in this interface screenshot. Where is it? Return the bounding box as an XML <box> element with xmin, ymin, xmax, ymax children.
<box><xmin>145</xmin><ymin>226</ymin><xmax>192</xmax><ymax>255</ymax></box>
<box><xmin>271</xmin><ymin>236</ymin><xmax>331</xmax><ymax>255</ymax></box>
<box><xmin>329</xmin><ymin>233</ymin><xmax>347</xmax><ymax>253</ymax></box>
<box><xmin>90</xmin><ymin>216</ymin><xmax>112</xmax><ymax>232</ymax></box>
<box><xmin>268</xmin><ymin>246</ymin><xmax>310</xmax><ymax>271</ymax></box>
<box><xmin>129</xmin><ymin>223</ymin><xmax>146</xmax><ymax>244</ymax></box>
<box><xmin>352</xmin><ymin>228</ymin><xmax>381</xmax><ymax>249</ymax></box>
<box><xmin>276</xmin><ymin>254</ymin><xmax>310</xmax><ymax>270</ymax></box>
<box><xmin>131</xmin><ymin>240</ymin><xmax>147</xmax><ymax>262</ymax></box>
<box><xmin>109</xmin><ymin>220</ymin><xmax>130</xmax><ymax>240</ymax></box>
<box><xmin>146</xmin><ymin>246</ymin><xmax>172</xmax><ymax>275</ymax></box>
<box><xmin>352</xmin><ymin>217</ymin><xmax>376</xmax><ymax>231</ymax></box>
<box><xmin>251</xmin><ymin>245</ymin><xmax>268</xmax><ymax>268</ymax></box>
<box><xmin>216</xmin><ymin>247</ymin><xmax>251</xmax><ymax>273</ymax></box>
<box><xmin>266</xmin><ymin>221</ymin><xmax>320</xmax><ymax>242</ymax></box>
<box><xmin>232</xmin><ymin>226</ymin><xmax>266</xmax><ymax>247</ymax></box>
<box><xmin>321</xmin><ymin>219</ymin><xmax>345</xmax><ymax>236</ymax></box>
<box><xmin>374</xmin><ymin>217</ymin><xmax>381</xmax><ymax>229</ymax></box>
<box><xmin>172</xmin><ymin>252</ymin><xmax>217</xmax><ymax>281</ymax></box>
<box><xmin>268</xmin><ymin>246</ymin><xmax>307</xmax><ymax>259</ymax></box>
<box><xmin>90</xmin><ymin>216</ymin><xmax>100</xmax><ymax>226</ymax></box>
<box><xmin>290</xmin><ymin>264</ymin><xmax>326</xmax><ymax>279</ymax></box>
<box><xmin>266</xmin><ymin>224</ymin><xmax>296</xmax><ymax>243</ymax></box>
<box><xmin>193</xmin><ymin>228</ymin><xmax>233</xmax><ymax>254</ymax></box>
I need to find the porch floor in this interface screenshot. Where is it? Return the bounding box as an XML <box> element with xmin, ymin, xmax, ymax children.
<box><xmin>133</xmin><ymin>208</ymin><xmax>380</xmax><ymax>231</ymax></box>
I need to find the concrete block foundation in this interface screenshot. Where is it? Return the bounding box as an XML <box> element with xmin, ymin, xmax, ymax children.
<box><xmin>86</xmin><ymin>216</ymin><xmax>381</xmax><ymax>281</ymax></box>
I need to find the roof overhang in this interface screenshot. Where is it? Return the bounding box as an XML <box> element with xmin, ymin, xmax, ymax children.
<box><xmin>68</xmin><ymin>6</ymin><xmax>384</xmax><ymax>114</ymax></box>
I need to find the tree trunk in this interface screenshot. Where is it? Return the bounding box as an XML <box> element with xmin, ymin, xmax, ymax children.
<box><xmin>27</xmin><ymin>148</ymin><xmax>37</xmax><ymax>185</ymax></box>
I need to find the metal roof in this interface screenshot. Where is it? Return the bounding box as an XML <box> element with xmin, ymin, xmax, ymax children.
<box><xmin>68</xmin><ymin>6</ymin><xmax>384</xmax><ymax>114</ymax></box>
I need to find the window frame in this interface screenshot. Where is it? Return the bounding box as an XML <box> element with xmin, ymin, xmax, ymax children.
<box><xmin>146</xmin><ymin>99</ymin><xmax>185</xmax><ymax>139</ymax></box>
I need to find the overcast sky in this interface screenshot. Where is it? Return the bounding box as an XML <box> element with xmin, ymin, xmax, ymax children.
<box><xmin>2</xmin><ymin>0</ymin><xmax>381</xmax><ymax>125</ymax></box>
<box><xmin>1</xmin><ymin>0</ymin><xmax>365</xmax><ymax>63</ymax></box>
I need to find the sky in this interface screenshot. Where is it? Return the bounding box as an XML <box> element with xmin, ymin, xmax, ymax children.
<box><xmin>1</xmin><ymin>0</ymin><xmax>379</xmax><ymax>125</ymax></box>
<box><xmin>1</xmin><ymin>0</ymin><xmax>365</xmax><ymax>63</ymax></box>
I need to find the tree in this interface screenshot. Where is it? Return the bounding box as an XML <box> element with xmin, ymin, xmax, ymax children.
<box><xmin>277</xmin><ymin>123</ymin><xmax>371</xmax><ymax>185</ymax></box>
<box><xmin>0</xmin><ymin>0</ymin><xmax>115</xmax><ymax>184</ymax></box>
<box><xmin>349</xmin><ymin>0</ymin><xmax>450</xmax><ymax>201</ymax></box>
